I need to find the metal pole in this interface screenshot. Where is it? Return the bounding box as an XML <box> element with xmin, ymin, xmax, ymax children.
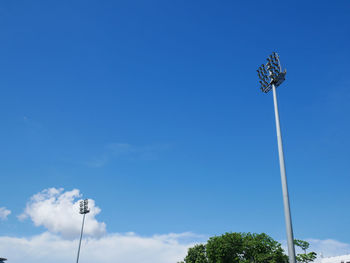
<box><xmin>76</xmin><ymin>213</ymin><xmax>86</xmax><ymax>263</ymax></box>
<box><xmin>272</xmin><ymin>84</ymin><xmax>296</xmax><ymax>263</ymax></box>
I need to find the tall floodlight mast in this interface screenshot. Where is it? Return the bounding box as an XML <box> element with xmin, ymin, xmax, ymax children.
<box><xmin>76</xmin><ymin>199</ymin><xmax>90</xmax><ymax>263</ymax></box>
<box><xmin>257</xmin><ymin>52</ymin><xmax>296</xmax><ymax>263</ymax></box>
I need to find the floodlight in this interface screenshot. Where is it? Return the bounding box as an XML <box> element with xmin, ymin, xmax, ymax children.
<box><xmin>257</xmin><ymin>52</ymin><xmax>286</xmax><ymax>92</ymax></box>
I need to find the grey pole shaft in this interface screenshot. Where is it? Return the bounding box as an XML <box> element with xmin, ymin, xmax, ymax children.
<box><xmin>272</xmin><ymin>84</ymin><xmax>296</xmax><ymax>263</ymax></box>
<box><xmin>76</xmin><ymin>213</ymin><xmax>86</xmax><ymax>263</ymax></box>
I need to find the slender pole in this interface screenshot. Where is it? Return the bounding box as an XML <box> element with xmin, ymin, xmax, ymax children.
<box><xmin>272</xmin><ymin>84</ymin><xmax>296</xmax><ymax>263</ymax></box>
<box><xmin>76</xmin><ymin>213</ymin><xmax>86</xmax><ymax>263</ymax></box>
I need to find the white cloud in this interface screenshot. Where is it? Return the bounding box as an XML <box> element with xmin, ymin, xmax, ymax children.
<box><xmin>0</xmin><ymin>207</ymin><xmax>11</xmax><ymax>220</ymax></box>
<box><xmin>306</xmin><ymin>238</ymin><xmax>350</xmax><ymax>258</ymax></box>
<box><xmin>0</xmin><ymin>232</ymin><xmax>199</xmax><ymax>263</ymax></box>
<box><xmin>18</xmin><ymin>188</ymin><xmax>106</xmax><ymax>238</ymax></box>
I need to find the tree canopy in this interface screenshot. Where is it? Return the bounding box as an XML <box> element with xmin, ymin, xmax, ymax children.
<box><xmin>184</xmin><ymin>244</ymin><xmax>208</xmax><ymax>263</ymax></box>
<box><xmin>179</xmin><ymin>232</ymin><xmax>316</xmax><ymax>263</ymax></box>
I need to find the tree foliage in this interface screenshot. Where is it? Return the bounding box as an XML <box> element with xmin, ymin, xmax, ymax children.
<box><xmin>180</xmin><ymin>233</ymin><xmax>317</xmax><ymax>263</ymax></box>
<box><xmin>239</xmin><ymin>233</ymin><xmax>287</xmax><ymax>263</ymax></box>
<box><xmin>294</xmin><ymin>240</ymin><xmax>310</xmax><ymax>253</ymax></box>
<box><xmin>294</xmin><ymin>239</ymin><xmax>317</xmax><ymax>263</ymax></box>
<box><xmin>181</xmin><ymin>232</ymin><xmax>288</xmax><ymax>263</ymax></box>
<box><xmin>184</xmin><ymin>244</ymin><xmax>208</xmax><ymax>263</ymax></box>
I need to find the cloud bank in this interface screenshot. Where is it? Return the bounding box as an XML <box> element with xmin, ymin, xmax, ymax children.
<box><xmin>1</xmin><ymin>187</ymin><xmax>349</xmax><ymax>263</ymax></box>
<box><xmin>1</xmin><ymin>233</ymin><xmax>349</xmax><ymax>263</ymax></box>
<box><xmin>0</xmin><ymin>188</ymin><xmax>200</xmax><ymax>263</ymax></box>
<box><xmin>0</xmin><ymin>232</ymin><xmax>197</xmax><ymax>263</ymax></box>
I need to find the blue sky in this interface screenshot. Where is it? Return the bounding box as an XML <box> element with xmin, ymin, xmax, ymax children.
<box><xmin>0</xmin><ymin>0</ymin><xmax>350</xmax><ymax>256</ymax></box>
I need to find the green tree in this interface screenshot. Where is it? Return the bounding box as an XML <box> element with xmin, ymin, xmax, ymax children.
<box><xmin>180</xmin><ymin>233</ymin><xmax>317</xmax><ymax>263</ymax></box>
<box><xmin>294</xmin><ymin>240</ymin><xmax>310</xmax><ymax>254</ymax></box>
<box><xmin>184</xmin><ymin>244</ymin><xmax>208</xmax><ymax>263</ymax></box>
<box><xmin>206</xmin><ymin>232</ymin><xmax>244</xmax><ymax>263</ymax></box>
<box><xmin>294</xmin><ymin>239</ymin><xmax>317</xmax><ymax>263</ymax></box>
<box><xmin>183</xmin><ymin>232</ymin><xmax>287</xmax><ymax>263</ymax></box>
<box><xmin>242</xmin><ymin>233</ymin><xmax>287</xmax><ymax>263</ymax></box>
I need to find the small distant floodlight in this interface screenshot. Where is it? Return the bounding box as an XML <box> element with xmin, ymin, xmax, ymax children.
<box><xmin>79</xmin><ymin>200</ymin><xmax>90</xmax><ymax>215</ymax></box>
